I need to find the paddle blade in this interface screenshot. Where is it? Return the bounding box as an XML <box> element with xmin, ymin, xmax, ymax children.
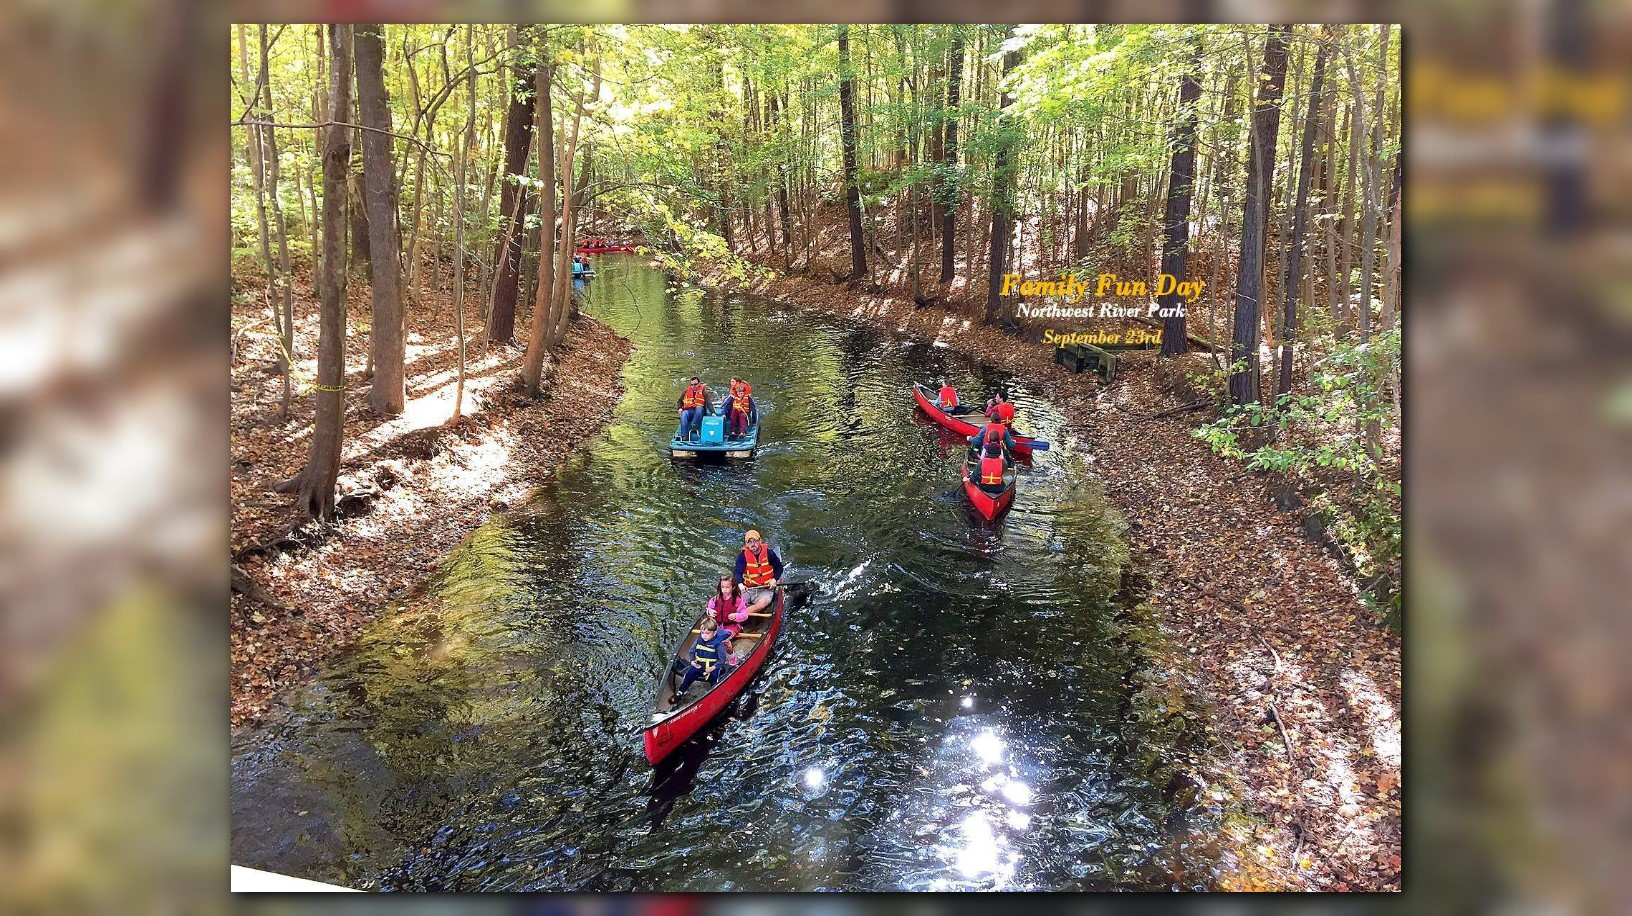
<box><xmin>1026</xmin><ymin>440</ymin><xmax>1050</xmax><ymax>451</ymax></box>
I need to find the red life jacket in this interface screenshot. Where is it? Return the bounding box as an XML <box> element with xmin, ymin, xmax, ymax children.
<box><xmin>937</xmin><ymin>385</ymin><xmax>958</xmax><ymax>406</ymax></box>
<box><xmin>741</xmin><ymin>544</ymin><xmax>775</xmax><ymax>587</ymax></box>
<box><xmin>990</xmin><ymin>401</ymin><xmax>1015</xmax><ymax>424</ymax></box>
<box><xmin>983</xmin><ymin>423</ymin><xmax>1007</xmax><ymax>447</ymax></box>
<box><xmin>980</xmin><ymin>454</ymin><xmax>1006</xmax><ymax>486</ymax></box>
<box><xmin>682</xmin><ymin>383</ymin><xmax>708</xmax><ymax>409</ymax></box>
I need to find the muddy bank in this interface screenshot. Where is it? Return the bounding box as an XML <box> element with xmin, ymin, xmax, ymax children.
<box><xmin>698</xmin><ymin>262</ymin><xmax>1401</xmax><ymax>891</ymax></box>
<box><xmin>230</xmin><ymin>268</ymin><xmax>633</xmax><ymax>729</ymax></box>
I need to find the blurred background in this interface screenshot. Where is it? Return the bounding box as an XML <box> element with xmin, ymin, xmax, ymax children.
<box><xmin>1</xmin><ymin>0</ymin><xmax>1628</xmax><ymax>910</ymax></box>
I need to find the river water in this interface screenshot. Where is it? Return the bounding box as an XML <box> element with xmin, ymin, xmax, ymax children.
<box><xmin>230</xmin><ymin>254</ymin><xmax>1220</xmax><ymax>891</ymax></box>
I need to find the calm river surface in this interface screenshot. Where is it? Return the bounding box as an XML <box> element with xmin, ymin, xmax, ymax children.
<box><xmin>230</xmin><ymin>254</ymin><xmax>1220</xmax><ymax>890</ymax></box>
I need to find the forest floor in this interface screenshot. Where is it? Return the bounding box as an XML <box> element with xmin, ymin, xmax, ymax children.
<box><xmin>230</xmin><ymin>263</ymin><xmax>632</xmax><ymax>729</ymax></box>
<box><xmin>698</xmin><ymin>243</ymin><xmax>1402</xmax><ymax>892</ymax></box>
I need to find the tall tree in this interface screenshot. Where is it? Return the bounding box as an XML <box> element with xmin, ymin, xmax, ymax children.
<box><xmin>983</xmin><ymin>25</ymin><xmax>1021</xmax><ymax>327</ymax></box>
<box><xmin>236</xmin><ymin>27</ymin><xmax>286</xmax><ymax>415</ymax></box>
<box><xmin>938</xmin><ymin>27</ymin><xmax>964</xmax><ymax>284</ymax></box>
<box><xmin>259</xmin><ymin>26</ymin><xmax>297</xmax><ymax>421</ymax></box>
<box><xmin>1228</xmin><ymin>24</ymin><xmax>1291</xmax><ymax>406</ymax></box>
<box><xmin>486</xmin><ymin>27</ymin><xmax>536</xmax><ymax>346</ymax></box>
<box><xmin>548</xmin><ymin>45</ymin><xmax>596</xmax><ymax>351</ymax></box>
<box><xmin>1157</xmin><ymin>41</ymin><xmax>1203</xmax><ymax>358</ymax></box>
<box><xmin>521</xmin><ymin>58</ymin><xmax>556</xmax><ymax>395</ymax></box>
<box><xmin>1356</xmin><ymin>24</ymin><xmax>1391</xmax><ymax>347</ymax></box>
<box><xmin>294</xmin><ymin>24</ymin><xmax>352</xmax><ymax>520</ymax></box>
<box><xmin>354</xmin><ymin>24</ymin><xmax>406</xmax><ymax>416</ymax></box>
<box><xmin>837</xmin><ymin>25</ymin><xmax>867</xmax><ymax>281</ymax></box>
<box><xmin>1276</xmin><ymin>27</ymin><xmax>1331</xmax><ymax>394</ymax></box>
<box><xmin>768</xmin><ymin>90</ymin><xmax>794</xmax><ymax>259</ymax></box>
<box><xmin>452</xmin><ymin>25</ymin><xmax>476</xmax><ymax>420</ymax></box>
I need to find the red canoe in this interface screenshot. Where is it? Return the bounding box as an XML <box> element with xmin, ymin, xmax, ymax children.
<box><xmin>912</xmin><ymin>383</ymin><xmax>1038</xmax><ymax>457</ymax></box>
<box><xmin>574</xmin><ymin>244</ymin><xmax>638</xmax><ymax>254</ymax></box>
<box><xmin>644</xmin><ymin>586</ymin><xmax>786</xmax><ymax>765</ymax></box>
<box><xmin>962</xmin><ymin>446</ymin><xmax>1017</xmax><ymax>520</ymax></box>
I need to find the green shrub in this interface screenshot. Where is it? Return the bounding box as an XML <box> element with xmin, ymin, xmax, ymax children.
<box><xmin>1194</xmin><ymin>331</ymin><xmax>1401</xmax><ymax>627</ymax></box>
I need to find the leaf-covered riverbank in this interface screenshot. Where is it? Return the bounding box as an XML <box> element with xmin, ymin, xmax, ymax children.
<box><xmin>230</xmin><ymin>265</ymin><xmax>632</xmax><ymax>728</ymax></box>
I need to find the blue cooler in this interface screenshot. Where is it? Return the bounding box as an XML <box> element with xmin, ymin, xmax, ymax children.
<box><xmin>699</xmin><ymin>415</ymin><xmax>725</xmax><ymax>445</ymax></box>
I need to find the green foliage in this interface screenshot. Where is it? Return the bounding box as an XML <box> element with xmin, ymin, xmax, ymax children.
<box><xmin>1194</xmin><ymin>332</ymin><xmax>1401</xmax><ymax>626</ymax></box>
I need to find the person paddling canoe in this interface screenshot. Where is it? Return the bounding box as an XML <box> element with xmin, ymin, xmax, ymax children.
<box><xmin>734</xmin><ymin>529</ymin><xmax>784</xmax><ymax>616</ymax></box>
<box><xmin>985</xmin><ymin>390</ymin><xmax>1016</xmax><ymax>425</ymax></box>
<box><xmin>968</xmin><ymin>420</ymin><xmax>1017</xmax><ymax>455</ymax></box>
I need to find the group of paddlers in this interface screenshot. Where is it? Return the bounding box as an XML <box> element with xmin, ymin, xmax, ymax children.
<box><xmin>675</xmin><ymin>376</ymin><xmax>757</xmax><ymax>441</ymax></box>
<box><xmin>673</xmin><ymin>529</ymin><xmax>786</xmax><ymax>695</ymax></box>
<box><xmin>936</xmin><ymin>378</ymin><xmax>1019</xmax><ymax>490</ymax></box>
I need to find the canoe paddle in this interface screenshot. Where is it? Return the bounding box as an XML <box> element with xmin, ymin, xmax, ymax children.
<box><xmin>1024</xmin><ymin>439</ymin><xmax>1050</xmax><ymax>451</ymax></box>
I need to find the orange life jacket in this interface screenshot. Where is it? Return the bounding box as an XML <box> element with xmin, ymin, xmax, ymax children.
<box><xmin>741</xmin><ymin>544</ymin><xmax>775</xmax><ymax>587</ymax></box>
<box><xmin>730</xmin><ymin>380</ymin><xmax>752</xmax><ymax>402</ymax></box>
<box><xmin>682</xmin><ymin>383</ymin><xmax>708</xmax><ymax>409</ymax></box>
<box><xmin>980</xmin><ymin>455</ymin><xmax>1006</xmax><ymax>486</ymax></box>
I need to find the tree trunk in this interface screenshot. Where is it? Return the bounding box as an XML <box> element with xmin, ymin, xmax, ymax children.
<box><xmin>1360</xmin><ymin>25</ymin><xmax>1393</xmax><ymax>452</ymax></box>
<box><xmin>768</xmin><ymin>91</ymin><xmax>793</xmax><ymax>260</ymax></box>
<box><xmin>253</xmin><ymin>26</ymin><xmax>297</xmax><ymax>422</ymax></box>
<box><xmin>237</xmin><ymin>27</ymin><xmax>280</xmax><ymax>396</ymax></box>
<box><xmin>1346</xmin><ymin>29</ymin><xmax>1375</xmax><ymax>345</ymax></box>
<box><xmin>939</xmin><ymin>27</ymin><xmax>964</xmax><ymax>284</ymax></box>
<box><xmin>1276</xmin><ymin>27</ymin><xmax>1330</xmax><ymax>394</ymax></box>
<box><xmin>983</xmin><ymin>26</ymin><xmax>1021</xmax><ymax>328</ymax></box>
<box><xmin>837</xmin><ymin>25</ymin><xmax>867</xmax><ymax>281</ymax></box>
<box><xmin>298</xmin><ymin>24</ymin><xmax>352</xmax><ymax>521</ymax></box>
<box><xmin>1158</xmin><ymin>43</ymin><xmax>1202</xmax><ymax>358</ymax></box>
<box><xmin>487</xmin><ymin>28</ymin><xmax>537</xmax><ymax>346</ymax></box>
<box><xmin>1357</xmin><ymin>24</ymin><xmax>1390</xmax><ymax>347</ymax></box>
<box><xmin>521</xmin><ymin>61</ymin><xmax>556</xmax><ymax>395</ymax></box>
<box><xmin>1382</xmin><ymin>148</ymin><xmax>1401</xmax><ymax>426</ymax></box>
<box><xmin>348</xmin><ymin>166</ymin><xmax>371</xmax><ymax>281</ymax></box>
<box><xmin>1337</xmin><ymin>97</ymin><xmax>1358</xmax><ymax>332</ymax></box>
<box><xmin>1228</xmin><ymin>25</ymin><xmax>1290</xmax><ymax>406</ymax></box>
<box><xmin>1322</xmin><ymin>88</ymin><xmax>1342</xmax><ymax>331</ymax></box>
<box><xmin>549</xmin><ymin>50</ymin><xmax>596</xmax><ymax>350</ymax></box>
<box><xmin>354</xmin><ymin>24</ymin><xmax>406</xmax><ymax>416</ymax></box>
<box><xmin>453</xmin><ymin>26</ymin><xmax>476</xmax><ymax>421</ymax></box>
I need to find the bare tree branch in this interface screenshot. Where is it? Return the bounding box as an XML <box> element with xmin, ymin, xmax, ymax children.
<box><xmin>232</xmin><ymin>118</ymin><xmax>452</xmax><ymax>159</ymax></box>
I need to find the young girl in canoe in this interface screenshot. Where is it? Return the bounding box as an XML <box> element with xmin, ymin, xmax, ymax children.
<box><xmin>705</xmin><ymin>576</ymin><xmax>750</xmax><ymax>637</ymax></box>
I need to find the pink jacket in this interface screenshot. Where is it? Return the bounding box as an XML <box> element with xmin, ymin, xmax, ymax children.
<box><xmin>708</xmin><ymin>594</ymin><xmax>749</xmax><ymax>624</ymax></box>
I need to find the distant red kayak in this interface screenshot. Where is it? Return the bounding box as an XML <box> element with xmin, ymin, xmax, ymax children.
<box><xmin>962</xmin><ymin>446</ymin><xmax>1017</xmax><ymax>520</ymax></box>
<box><xmin>574</xmin><ymin>244</ymin><xmax>638</xmax><ymax>254</ymax></box>
<box><xmin>912</xmin><ymin>383</ymin><xmax>1038</xmax><ymax>457</ymax></box>
<box><xmin>643</xmin><ymin>586</ymin><xmax>785</xmax><ymax>765</ymax></box>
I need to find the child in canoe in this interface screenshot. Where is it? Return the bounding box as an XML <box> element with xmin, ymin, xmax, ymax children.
<box><xmin>705</xmin><ymin>576</ymin><xmax>750</xmax><ymax>637</ymax></box>
<box><xmin>676</xmin><ymin>617</ymin><xmax>734</xmax><ymax>694</ymax></box>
